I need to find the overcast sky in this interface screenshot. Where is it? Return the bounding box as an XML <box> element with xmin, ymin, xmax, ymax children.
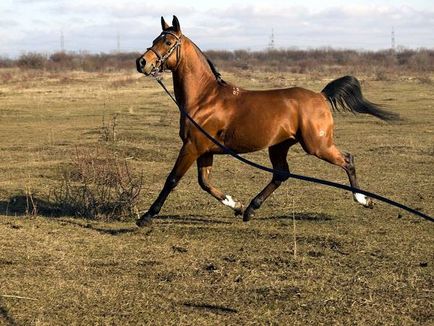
<box><xmin>1</xmin><ymin>0</ymin><xmax>433</xmax><ymax>57</ymax></box>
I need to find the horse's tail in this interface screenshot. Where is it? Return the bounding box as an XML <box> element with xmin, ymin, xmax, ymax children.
<box><xmin>321</xmin><ymin>75</ymin><xmax>400</xmax><ymax>121</ymax></box>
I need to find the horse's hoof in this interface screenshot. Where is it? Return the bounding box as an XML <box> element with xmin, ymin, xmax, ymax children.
<box><xmin>136</xmin><ymin>215</ymin><xmax>153</xmax><ymax>227</ymax></box>
<box><xmin>365</xmin><ymin>198</ymin><xmax>374</xmax><ymax>209</ymax></box>
<box><xmin>354</xmin><ymin>193</ymin><xmax>374</xmax><ymax>209</ymax></box>
<box><xmin>234</xmin><ymin>204</ymin><xmax>245</xmax><ymax>216</ymax></box>
<box><xmin>243</xmin><ymin>208</ymin><xmax>254</xmax><ymax>222</ymax></box>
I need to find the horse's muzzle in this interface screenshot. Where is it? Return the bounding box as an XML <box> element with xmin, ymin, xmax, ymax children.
<box><xmin>136</xmin><ymin>57</ymin><xmax>158</xmax><ymax>76</ymax></box>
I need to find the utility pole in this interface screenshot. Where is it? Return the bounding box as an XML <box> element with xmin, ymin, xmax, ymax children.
<box><xmin>117</xmin><ymin>32</ymin><xmax>121</xmax><ymax>53</ymax></box>
<box><xmin>268</xmin><ymin>28</ymin><xmax>275</xmax><ymax>50</ymax></box>
<box><xmin>60</xmin><ymin>30</ymin><xmax>65</xmax><ymax>52</ymax></box>
<box><xmin>391</xmin><ymin>26</ymin><xmax>395</xmax><ymax>51</ymax></box>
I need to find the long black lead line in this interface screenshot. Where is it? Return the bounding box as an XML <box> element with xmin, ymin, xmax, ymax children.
<box><xmin>154</xmin><ymin>77</ymin><xmax>433</xmax><ymax>223</ymax></box>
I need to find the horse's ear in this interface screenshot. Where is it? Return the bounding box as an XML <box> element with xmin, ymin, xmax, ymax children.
<box><xmin>172</xmin><ymin>15</ymin><xmax>181</xmax><ymax>32</ymax></box>
<box><xmin>161</xmin><ymin>16</ymin><xmax>170</xmax><ymax>31</ymax></box>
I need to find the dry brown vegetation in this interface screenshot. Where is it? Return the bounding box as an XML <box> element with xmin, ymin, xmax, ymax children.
<box><xmin>2</xmin><ymin>48</ymin><xmax>434</xmax><ymax>77</ymax></box>
<box><xmin>51</xmin><ymin>146</ymin><xmax>143</xmax><ymax>220</ymax></box>
<box><xmin>0</xmin><ymin>67</ymin><xmax>433</xmax><ymax>324</ymax></box>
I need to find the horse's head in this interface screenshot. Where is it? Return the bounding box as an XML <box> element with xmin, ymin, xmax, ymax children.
<box><xmin>136</xmin><ymin>16</ymin><xmax>182</xmax><ymax>76</ymax></box>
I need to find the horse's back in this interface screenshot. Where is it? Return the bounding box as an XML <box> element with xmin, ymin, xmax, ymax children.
<box><xmin>227</xmin><ymin>85</ymin><xmax>331</xmax><ymax>126</ymax></box>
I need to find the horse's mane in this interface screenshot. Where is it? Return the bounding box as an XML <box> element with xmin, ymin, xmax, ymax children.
<box><xmin>189</xmin><ymin>39</ymin><xmax>227</xmax><ymax>85</ymax></box>
<box><xmin>205</xmin><ymin>57</ymin><xmax>226</xmax><ymax>85</ymax></box>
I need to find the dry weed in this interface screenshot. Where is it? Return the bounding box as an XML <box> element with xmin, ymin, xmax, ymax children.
<box><xmin>52</xmin><ymin>146</ymin><xmax>143</xmax><ymax>220</ymax></box>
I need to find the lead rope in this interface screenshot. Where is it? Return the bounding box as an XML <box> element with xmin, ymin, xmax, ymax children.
<box><xmin>153</xmin><ymin>76</ymin><xmax>433</xmax><ymax>223</ymax></box>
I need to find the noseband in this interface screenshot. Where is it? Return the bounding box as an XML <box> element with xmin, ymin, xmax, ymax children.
<box><xmin>146</xmin><ymin>31</ymin><xmax>182</xmax><ymax>73</ymax></box>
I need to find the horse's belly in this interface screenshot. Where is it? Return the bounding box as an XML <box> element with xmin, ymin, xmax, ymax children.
<box><xmin>222</xmin><ymin>123</ymin><xmax>291</xmax><ymax>153</ymax></box>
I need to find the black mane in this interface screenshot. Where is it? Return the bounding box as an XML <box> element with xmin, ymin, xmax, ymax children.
<box><xmin>205</xmin><ymin>57</ymin><xmax>226</xmax><ymax>85</ymax></box>
<box><xmin>190</xmin><ymin>39</ymin><xmax>226</xmax><ymax>85</ymax></box>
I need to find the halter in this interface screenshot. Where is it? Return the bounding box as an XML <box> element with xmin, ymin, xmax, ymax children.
<box><xmin>146</xmin><ymin>31</ymin><xmax>182</xmax><ymax>74</ymax></box>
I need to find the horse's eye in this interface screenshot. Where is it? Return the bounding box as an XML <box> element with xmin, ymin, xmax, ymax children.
<box><xmin>165</xmin><ymin>40</ymin><xmax>172</xmax><ymax>46</ymax></box>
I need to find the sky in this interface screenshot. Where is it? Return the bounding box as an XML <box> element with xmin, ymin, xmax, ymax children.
<box><xmin>1</xmin><ymin>0</ymin><xmax>433</xmax><ymax>57</ymax></box>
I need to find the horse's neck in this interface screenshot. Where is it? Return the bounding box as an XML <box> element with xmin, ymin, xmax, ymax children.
<box><xmin>172</xmin><ymin>40</ymin><xmax>218</xmax><ymax>111</ymax></box>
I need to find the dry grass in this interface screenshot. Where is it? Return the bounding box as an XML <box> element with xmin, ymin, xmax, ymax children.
<box><xmin>0</xmin><ymin>68</ymin><xmax>433</xmax><ymax>324</ymax></box>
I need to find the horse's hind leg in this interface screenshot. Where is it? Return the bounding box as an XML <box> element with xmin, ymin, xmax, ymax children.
<box><xmin>197</xmin><ymin>153</ymin><xmax>244</xmax><ymax>215</ymax></box>
<box><xmin>312</xmin><ymin>145</ymin><xmax>374</xmax><ymax>208</ymax></box>
<box><xmin>243</xmin><ymin>140</ymin><xmax>294</xmax><ymax>221</ymax></box>
<box><xmin>341</xmin><ymin>152</ymin><xmax>374</xmax><ymax>207</ymax></box>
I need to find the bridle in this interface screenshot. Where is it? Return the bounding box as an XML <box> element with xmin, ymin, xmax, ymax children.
<box><xmin>145</xmin><ymin>31</ymin><xmax>182</xmax><ymax>75</ymax></box>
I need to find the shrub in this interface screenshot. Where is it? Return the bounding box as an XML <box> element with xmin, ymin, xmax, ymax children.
<box><xmin>52</xmin><ymin>146</ymin><xmax>143</xmax><ymax>221</ymax></box>
<box><xmin>17</xmin><ymin>52</ymin><xmax>47</xmax><ymax>69</ymax></box>
<box><xmin>0</xmin><ymin>56</ymin><xmax>14</xmax><ymax>68</ymax></box>
<box><xmin>47</xmin><ymin>51</ymin><xmax>77</xmax><ymax>70</ymax></box>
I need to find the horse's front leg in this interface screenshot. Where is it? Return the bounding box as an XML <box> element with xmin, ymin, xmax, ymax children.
<box><xmin>137</xmin><ymin>142</ymin><xmax>198</xmax><ymax>227</ymax></box>
<box><xmin>197</xmin><ymin>153</ymin><xmax>244</xmax><ymax>215</ymax></box>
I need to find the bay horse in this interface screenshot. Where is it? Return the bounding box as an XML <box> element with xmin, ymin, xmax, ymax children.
<box><xmin>135</xmin><ymin>16</ymin><xmax>398</xmax><ymax>227</ymax></box>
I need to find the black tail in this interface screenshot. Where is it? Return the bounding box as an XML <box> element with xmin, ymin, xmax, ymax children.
<box><xmin>321</xmin><ymin>75</ymin><xmax>400</xmax><ymax>121</ymax></box>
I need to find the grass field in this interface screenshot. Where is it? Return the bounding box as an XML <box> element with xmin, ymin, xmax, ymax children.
<box><xmin>0</xmin><ymin>68</ymin><xmax>433</xmax><ymax>325</ymax></box>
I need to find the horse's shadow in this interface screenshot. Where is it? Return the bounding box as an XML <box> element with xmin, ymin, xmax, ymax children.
<box><xmin>0</xmin><ymin>195</ymin><xmax>230</xmax><ymax>235</ymax></box>
<box><xmin>259</xmin><ymin>212</ymin><xmax>333</xmax><ymax>222</ymax></box>
<box><xmin>0</xmin><ymin>195</ymin><xmax>331</xmax><ymax>235</ymax></box>
<box><xmin>58</xmin><ymin>219</ymin><xmax>139</xmax><ymax>236</ymax></box>
<box><xmin>155</xmin><ymin>214</ymin><xmax>232</xmax><ymax>224</ymax></box>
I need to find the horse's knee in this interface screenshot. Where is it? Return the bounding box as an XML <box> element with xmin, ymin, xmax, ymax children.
<box><xmin>165</xmin><ymin>175</ymin><xmax>178</xmax><ymax>189</ymax></box>
<box><xmin>275</xmin><ymin>175</ymin><xmax>289</xmax><ymax>184</ymax></box>
<box><xmin>273</xmin><ymin>163</ymin><xmax>290</xmax><ymax>182</ymax></box>
<box><xmin>272</xmin><ymin>178</ymin><xmax>284</xmax><ymax>187</ymax></box>
<box><xmin>273</xmin><ymin>171</ymin><xmax>289</xmax><ymax>185</ymax></box>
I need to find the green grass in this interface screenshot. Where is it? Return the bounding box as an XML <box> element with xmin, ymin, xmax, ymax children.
<box><xmin>0</xmin><ymin>68</ymin><xmax>433</xmax><ymax>325</ymax></box>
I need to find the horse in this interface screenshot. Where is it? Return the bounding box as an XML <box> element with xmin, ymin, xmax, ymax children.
<box><xmin>135</xmin><ymin>16</ymin><xmax>398</xmax><ymax>227</ymax></box>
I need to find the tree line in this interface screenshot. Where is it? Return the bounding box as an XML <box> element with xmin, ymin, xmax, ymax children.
<box><xmin>1</xmin><ymin>48</ymin><xmax>433</xmax><ymax>75</ymax></box>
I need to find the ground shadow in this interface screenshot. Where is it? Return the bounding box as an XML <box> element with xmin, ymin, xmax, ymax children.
<box><xmin>0</xmin><ymin>195</ymin><xmax>140</xmax><ymax>236</ymax></box>
<box><xmin>57</xmin><ymin>219</ymin><xmax>140</xmax><ymax>236</ymax></box>
<box><xmin>182</xmin><ymin>302</ymin><xmax>238</xmax><ymax>314</ymax></box>
<box><xmin>155</xmin><ymin>214</ymin><xmax>233</xmax><ymax>225</ymax></box>
<box><xmin>1</xmin><ymin>196</ymin><xmax>331</xmax><ymax>228</ymax></box>
<box><xmin>259</xmin><ymin>212</ymin><xmax>334</xmax><ymax>221</ymax></box>
<box><xmin>0</xmin><ymin>195</ymin><xmax>63</xmax><ymax>217</ymax></box>
<box><xmin>0</xmin><ymin>298</ymin><xmax>18</xmax><ymax>326</ymax></box>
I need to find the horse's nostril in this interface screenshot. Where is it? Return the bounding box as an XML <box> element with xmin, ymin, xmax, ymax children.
<box><xmin>136</xmin><ymin>57</ymin><xmax>146</xmax><ymax>72</ymax></box>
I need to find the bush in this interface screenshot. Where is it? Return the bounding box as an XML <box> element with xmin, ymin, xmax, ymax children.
<box><xmin>17</xmin><ymin>52</ymin><xmax>47</xmax><ymax>69</ymax></box>
<box><xmin>0</xmin><ymin>56</ymin><xmax>14</xmax><ymax>68</ymax></box>
<box><xmin>52</xmin><ymin>146</ymin><xmax>143</xmax><ymax>221</ymax></box>
<box><xmin>47</xmin><ymin>52</ymin><xmax>76</xmax><ymax>70</ymax></box>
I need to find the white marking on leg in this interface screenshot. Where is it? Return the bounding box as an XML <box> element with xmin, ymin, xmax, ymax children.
<box><xmin>354</xmin><ymin>193</ymin><xmax>369</xmax><ymax>206</ymax></box>
<box><xmin>221</xmin><ymin>195</ymin><xmax>236</xmax><ymax>209</ymax></box>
